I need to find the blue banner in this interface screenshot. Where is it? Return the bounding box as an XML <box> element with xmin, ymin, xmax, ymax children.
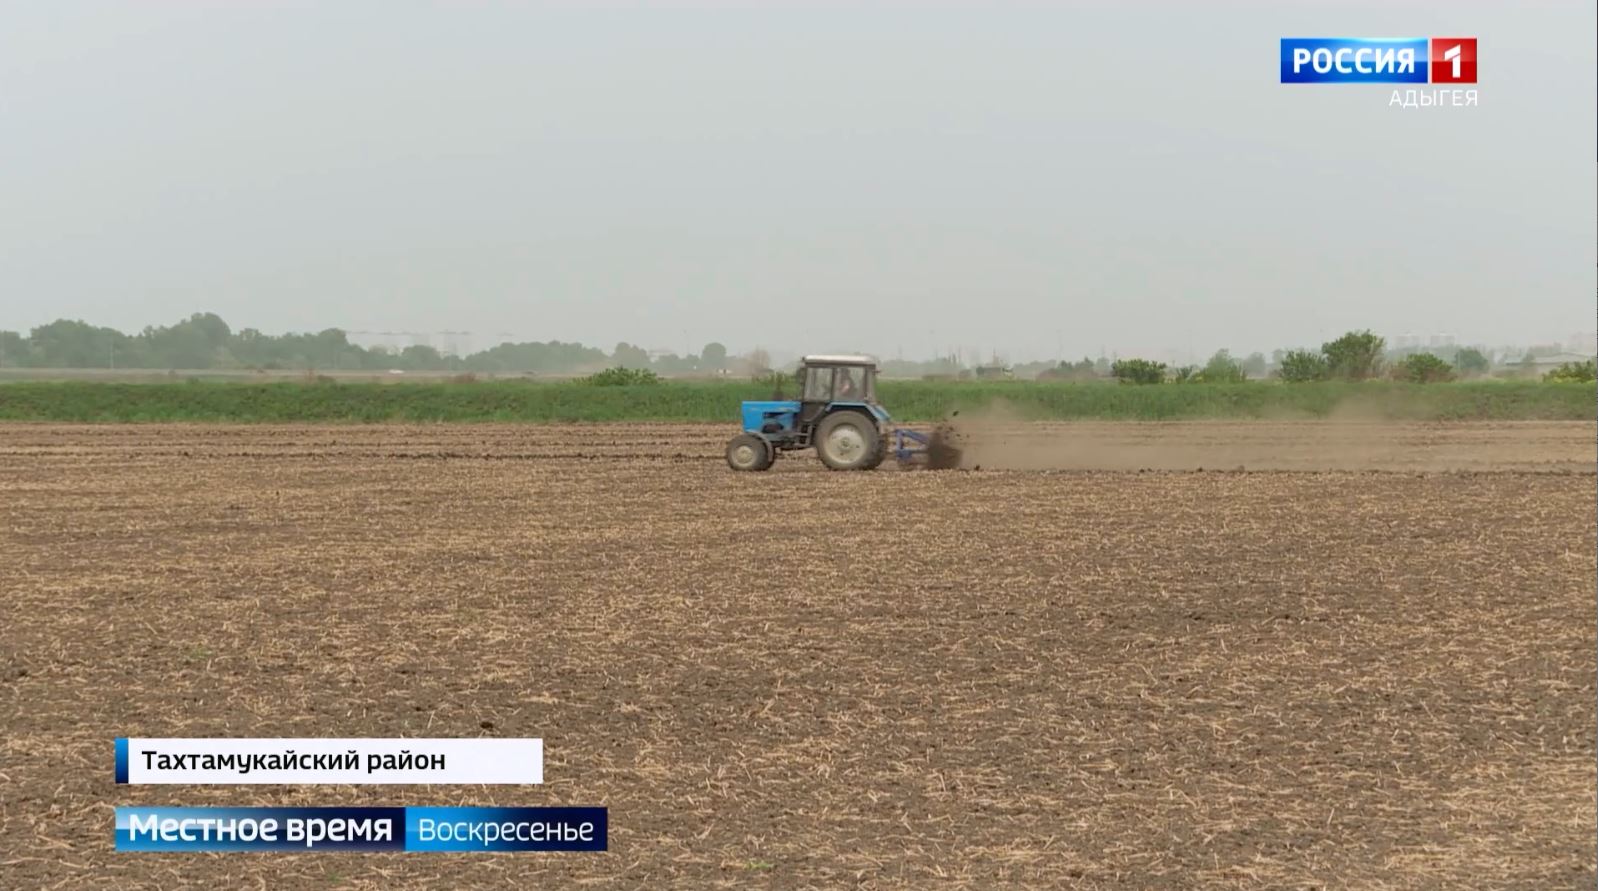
<box><xmin>115</xmin><ymin>806</ymin><xmax>606</xmax><ymax>852</ymax></box>
<box><xmin>407</xmin><ymin>806</ymin><xmax>606</xmax><ymax>852</ymax></box>
<box><xmin>1280</xmin><ymin>38</ymin><xmax>1429</xmax><ymax>83</ymax></box>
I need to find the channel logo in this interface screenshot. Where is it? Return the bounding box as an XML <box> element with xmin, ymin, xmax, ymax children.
<box><xmin>1429</xmin><ymin>37</ymin><xmax>1477</xmax><ymax>84</ymax></box>
<box><xmin>1281</xmin><ymin>38</ymin><xmax>1476</xmax><ymax>84</ymax></box>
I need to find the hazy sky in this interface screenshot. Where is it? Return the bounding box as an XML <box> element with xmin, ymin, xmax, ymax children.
<box><xmin>2</xmin><ymin>1</ymin><xmax>1594</xmax><ymax>362</ymax></box>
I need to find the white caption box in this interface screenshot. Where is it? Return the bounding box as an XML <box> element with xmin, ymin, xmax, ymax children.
<box><xmin>119</xmin><ymin>737</ymin><xmax>543</xmax><ymax>785</ymax></box>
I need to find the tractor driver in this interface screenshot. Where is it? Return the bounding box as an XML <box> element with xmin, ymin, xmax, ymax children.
<box><xmin>836</xmin><ymin>369</ymin><xmax>857</xmax><ymax>399</ymax></box>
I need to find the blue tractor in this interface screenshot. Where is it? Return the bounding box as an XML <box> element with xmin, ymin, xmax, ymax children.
<box><xmin>725</xmin><ymin>355</ymin><xmax>951</xmax><ymax>471</ymax></box>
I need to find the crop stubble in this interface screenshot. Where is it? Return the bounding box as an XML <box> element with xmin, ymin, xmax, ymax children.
<box><xmin>0</xmin><ymin>422</ymin><xmax>1593</xmax><ymax>889</ymax></box>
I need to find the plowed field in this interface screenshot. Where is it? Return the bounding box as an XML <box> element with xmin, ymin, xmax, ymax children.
<box><xmin>2</xmin><ymin>422</ymin><xmax>1593</xmax><ymax>889</ymax></box>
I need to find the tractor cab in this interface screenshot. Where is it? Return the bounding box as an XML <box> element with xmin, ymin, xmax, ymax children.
<box><xmin>798</xmin><ymin>355</ymin><xmax>878</xmax><ymax>422</ymax></box>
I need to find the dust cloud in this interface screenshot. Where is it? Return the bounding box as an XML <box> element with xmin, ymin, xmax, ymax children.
<box><xmin>925</xmin><ymin>402</ymin><xmax>1595</xmax><ymax>473</ymax></box>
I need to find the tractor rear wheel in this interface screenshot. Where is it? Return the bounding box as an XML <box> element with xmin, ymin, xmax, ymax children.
<box><xmin>814</xmin><ymin>411</ymin><xmax>881</xmax><ymax>471</ymax></box>
<box><xmin>862</xmin><ymin>429</ymin><xmax>888</xmax><ymax>470</ymax></box>
<box><xmin>726</xmin><ymin>433</ymin><xmax>774</xmax><ymax>472</ymax></box>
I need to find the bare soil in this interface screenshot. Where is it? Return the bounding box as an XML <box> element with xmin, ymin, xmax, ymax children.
<box><xmin>1</xmin><ymin>422</ymin><xmax>1593</xmax><ymax>889</ymax></box>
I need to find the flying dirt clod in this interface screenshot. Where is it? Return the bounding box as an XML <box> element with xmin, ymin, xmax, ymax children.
<box><xmin>925</xmin><ymin>416</ymin><xmax>965</xmax><ymax>470</ymax></box>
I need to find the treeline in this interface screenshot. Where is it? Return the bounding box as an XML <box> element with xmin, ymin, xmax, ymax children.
<box><xmin>0</xmin><ymin>315</ymin><xmax>1589</xmax><ymax>382</ymax></box>
<box><xmin>1103</xmin><ymin>332</ymin><xmax>1595</xmax><ymax>385</ymax></box>
<box><xmin>0</xmin><ymin>314</ymin><xmax>745</xmax><ymax>375</ymax></box>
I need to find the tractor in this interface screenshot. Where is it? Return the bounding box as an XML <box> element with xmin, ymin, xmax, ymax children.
<box><xmin>725</xmin><ymin>355</ymin><xmax>955</xmax><ymax>471</ymax></box>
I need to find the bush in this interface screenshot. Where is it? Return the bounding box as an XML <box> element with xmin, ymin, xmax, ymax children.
<box><xmin>1322</xmin><ymin>330</ymin><xmax>1386</xmax><ymax>380</ymax></box>
<box><xmin>1453</xmin><ymin>347</ymin><xmax>1490</xmax><ymax>376</ymax></box>
<box><xmin>1199</xmin><ymin>349</ymin><xmax>1247</xmax><ymax>383</ymax></box>
<box><xmin>1544</xmin><ymin>360</ymin><xmax>1596</xmax><ymax>383</ymax></box>
<box><xmin>1038</xmin><ymin>358</ymin><xmax>1099</xmax><ymax>381</ymax></box>
<box><xmin>1110</xmin><ymin>358</ymin><xmax>1166</xmax><ymax>385</ymax></box>
<box><xmin>1395</xmin><ymin>353</ymin><xmax>1455</xmax><ymax>383</ymax></box>
<box><xmin>1277</xmin><ymin>350</ymin><xmax>1329</xmax><ymax>383</ymax></box>
<box><xmin>582</xmin><ymin>367</ymin><xmax>660</xmax><ymax>386</ymax></box>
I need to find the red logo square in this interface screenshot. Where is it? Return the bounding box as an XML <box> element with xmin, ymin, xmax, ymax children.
<box><xmin>1431</xmin><ymin>37</ymin><xmax>1477</xmax><ymax>83</ymax></box>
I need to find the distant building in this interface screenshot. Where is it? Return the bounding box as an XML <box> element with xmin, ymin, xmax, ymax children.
<box><xmin>1509</xmin><ymin>351</ymin><xmax>1595</xmax><ymax>373</ymax></box>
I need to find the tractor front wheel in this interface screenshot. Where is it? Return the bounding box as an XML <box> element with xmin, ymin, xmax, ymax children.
<box><xmin>814</xmin><ymin>412</ymin><xmax>881</xmax><ymax>471</ymax></box>
<box><xmin>726</xmin><ymin>433</ymin><xmax>775</xmax><ymax>472</ymax></box>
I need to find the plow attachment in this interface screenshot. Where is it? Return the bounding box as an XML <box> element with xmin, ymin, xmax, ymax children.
<box><xmin>892</xmin><ymin>427</ymin><xmax>963</xmax><ymax>470</ymax></box>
